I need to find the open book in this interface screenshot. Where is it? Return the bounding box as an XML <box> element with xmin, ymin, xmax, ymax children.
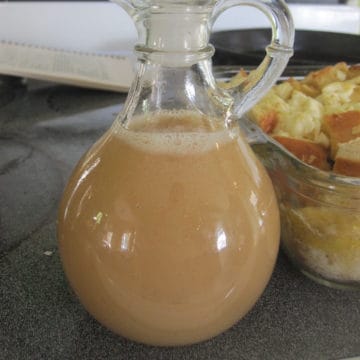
<box><xmin>0</xmin><ymin>40</ymin><xmax>134</xmax><ymax>92</ymax></box>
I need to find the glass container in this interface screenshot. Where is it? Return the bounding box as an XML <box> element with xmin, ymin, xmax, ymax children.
<box><xmin>57</xmin><ymin>0</ymin><xmax>294</xmax><ymax>346</ymax></box>
<box><xmin>239</xmin><ymin>115</ymin><xmax>360</xmax><ymax>291</ymax></box>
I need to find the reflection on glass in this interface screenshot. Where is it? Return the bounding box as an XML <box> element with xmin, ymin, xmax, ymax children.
<box><xmin>102</xmin><ymin>231</ymin><xmax>135</xmax><ymax>253</ymax></box>
<box><xmin>103</xmin><ymin>231</ymin><xmax>113</xmax><ymax>249</ymax></box>
<box><xmin>120</xmin><ymin>232</ymin><xmax>134</xmax><ymax>252</ymax></box>
<box><xmin>216</xmin><ymin>229</ymin><xmax>227</xmax><ymax>251</ymax></box>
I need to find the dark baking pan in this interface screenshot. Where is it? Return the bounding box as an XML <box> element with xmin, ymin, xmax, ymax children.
<box><xmin>211</xmin><ymin>29</ymin><xmax>360</xmax><ymax>66</ymax></box>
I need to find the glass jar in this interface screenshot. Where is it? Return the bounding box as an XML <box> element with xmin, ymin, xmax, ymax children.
<box><xmin>218</xmin><ymin>67</ymin><xmax>360</xmax><ymax>291</ymax></box>
<box><xmin>57</xmin><ymin>0</ymin><xmax>294</xmax><ymax>347</ymax></box>
<box><xmin>249</xmin><ymin>137</ymin><xmax>360</xmax><ymax>291</ymax></box>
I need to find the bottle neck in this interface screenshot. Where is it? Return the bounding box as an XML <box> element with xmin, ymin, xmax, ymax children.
<box><xmin>117</xmin><ymin>5</ymin><xmax>233</xmax><ymax>128</ymax></box>
<box><xmin>134</xmin><ymin>7</ymin><xmax>214</xmax><ymax>66</ymax></box>
<box><xmin>119</xmin><ymin>59</ymin><xmax>233</xmax><ymax>127</ymax></box>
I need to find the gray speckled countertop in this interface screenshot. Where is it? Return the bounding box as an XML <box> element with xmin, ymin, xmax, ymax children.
<box><xmin>0</xmin><ymin>76</ymin><xmax>359</xmax><ymax>360</ymax></box>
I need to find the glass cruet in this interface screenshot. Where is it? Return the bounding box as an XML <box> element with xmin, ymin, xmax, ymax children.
<box><xmin>57</xmin><ymin>0</ymin><xmax>294</xmax><ymax>346</ymax></box>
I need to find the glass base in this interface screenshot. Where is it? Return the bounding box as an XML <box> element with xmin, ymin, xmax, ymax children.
<box><xmin>299</xmin><ymin>267</ymin><xmax>360</xmax><ymax>292</ymax></box>
<box><xmin>281</xmin><ymin>247</ymin><xmax>360</xmax><ymax>291</ymax></box>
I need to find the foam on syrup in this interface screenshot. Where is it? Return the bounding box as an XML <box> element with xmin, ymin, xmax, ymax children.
<box><xmin>113</xmin><ymin>110</ymin><xmax>239</xmax><ymax>155</ymax></box>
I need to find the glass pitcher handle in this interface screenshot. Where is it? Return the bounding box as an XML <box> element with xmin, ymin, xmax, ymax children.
<box><xmin>212</xmin><ymin>0</ymin><xmax>294</xmax><ymax>116</ymax></box>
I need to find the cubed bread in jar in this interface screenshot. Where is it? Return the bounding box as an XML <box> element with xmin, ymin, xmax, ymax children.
<box><xmin>348</xmin><ymin>64</ymin><xmax>360</xmax><ymax>80</ymax></box>
<box><xmin>333</xmin><ymin>137</ymin><xmax>360</xmax><ymax>177</ymax></box>
<box><xmin>303</xmin><ymin>62</ymin><xmax>348</xmax><ymax>90</ymax></box>
<box><xmin>323</xmin><ymin>110</ymin><xmax>360</xmax><ymax>158</ymax></box>
<box><xmin>272</xmin><ymin>135</ymin><xmax>330</xmax><ymax>171</ymax></box>
<box><xmin>248</xmin><ymin>62</ymin><xmax>360</xmax><ymax>177</ymax></box>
